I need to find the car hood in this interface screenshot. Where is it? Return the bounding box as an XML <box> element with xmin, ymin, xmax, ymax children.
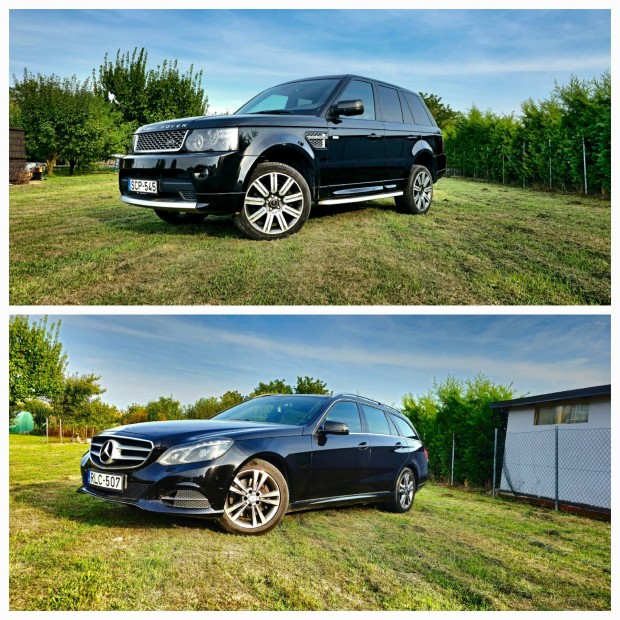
<box><xmin>135</xmin><ymin>114</ymin><xmax>327</xmax><ymax>133</ymax></box>
<box><xmin>100</xmin><ymin>419</ymin><xmax>303</xmax><ymax>446</ymax></box>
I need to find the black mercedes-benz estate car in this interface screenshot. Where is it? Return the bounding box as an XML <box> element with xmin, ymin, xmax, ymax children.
<box><xmin>78</xmin><ymin>393</ymin><xmax>428</xmax><ymax>535</ymax></box>
<box><xmin>119</xmin><ymin>74</ymin><xmax>446</xmax><ymax>239</ymax></box>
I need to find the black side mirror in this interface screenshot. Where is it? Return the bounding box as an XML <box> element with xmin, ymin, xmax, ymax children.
<box><xmin>331</xmin><ymin>99</ymin><xmax>364</xmax><ymax>117</ymax></box>
<box><xmin>321</xmin><ymin>420</ymin><xmax>350</xmax><ymax>435</ymax></box>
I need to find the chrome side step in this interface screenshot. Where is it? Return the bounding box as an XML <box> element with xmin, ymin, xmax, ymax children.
<box><xmin>318</xmin><ymin>191</ymin><xmax>403</xmax><ymax>206</ymax></box>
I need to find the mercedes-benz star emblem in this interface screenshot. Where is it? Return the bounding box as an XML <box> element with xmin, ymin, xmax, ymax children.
<box><xmin>100</xmin><ymin>439</ymin><xmax>118</xmax><ymax>464</ymax></box>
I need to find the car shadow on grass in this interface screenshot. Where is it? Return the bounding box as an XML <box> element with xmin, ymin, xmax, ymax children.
<box><xmin>10</xmin><ymin>481</ymin><xmax>222</xmax><ymax>534</ymax></box>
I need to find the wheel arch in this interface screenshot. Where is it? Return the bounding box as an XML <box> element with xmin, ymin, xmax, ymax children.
<box><xmin>239</xmin><ymin>144</ymin><xmax>317</xmax><ymax>195</ymax></box>
<box><xmin>412</xmin><ymin>141</ymin><xmax>438</xmax><ymax>181</ymax></box>
<box><xmin>236</xmin><ymin>451</ymin><xmax>293</xmax><ymax>500</ymax></box>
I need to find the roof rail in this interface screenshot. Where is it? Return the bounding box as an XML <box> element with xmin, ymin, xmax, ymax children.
<box><xmin>334</xmin><ymin>393</ymin><xmax>385</xmax><ymax>406</ymax></box>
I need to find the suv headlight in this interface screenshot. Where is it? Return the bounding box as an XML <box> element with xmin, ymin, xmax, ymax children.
<box><xmin>185</xmin><ymin>128</ymin><xmax>238</xmax><ymax>152</ymax></box>
<box><xmin>157</xmin><ymin>439</ymin><xmax>233</xmax><ymax>465</ymax></box>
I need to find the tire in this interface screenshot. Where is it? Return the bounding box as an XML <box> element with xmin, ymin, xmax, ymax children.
<box><xmin>154</xmin><ymin>210</ymin><xmax>208</xmax><ymax>225</ymax></box>
<box><xmin>234</xmin><ymin>162</ymin><xmax>311</xmax><ymax>240</ymax></box>
<box><xmin>387</xmin><ymin>467</ymin><xmax>416</xmax><ymax>513</ymax></box>
<box><xmin>219</xmin><ymin>459</ymin><xmax>289</xmax><ymax>535</ymax></box>
<box><xmin>398</xmin><ymin>165</ymin><xmax>433</xmax><ymax>214</ymax></box>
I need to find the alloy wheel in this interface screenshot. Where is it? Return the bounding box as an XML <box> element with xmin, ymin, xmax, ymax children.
<box><xmin>398</xmin><ymin>471</ymin><xmax>415</xmax><ymax>509</ymax></box>
<box><xmin>224</xmin><ymin>468</ymin><xmax>282</xmax><ymax>530</ymax></box>
<box><xmin>412</xmin><ymin>170</ymin><xmax>432</xmax><ymax>212</ymax></box>
<box><xmin>243</xmin><ymin>172</ymin><xmax>304</xmax><ymax>236</ymax></box>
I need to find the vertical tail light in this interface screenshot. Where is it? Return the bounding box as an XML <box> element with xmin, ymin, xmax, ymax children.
<box><xmin>423</xmin><ymin>447</ymin><xmax>429</xmax><ymax>461</ymax></box>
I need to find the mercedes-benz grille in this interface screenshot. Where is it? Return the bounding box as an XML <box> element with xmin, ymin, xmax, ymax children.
<box><xmin>134</xmin><ymin>130</ymin><xmax>188</xmax><ymax>153</ymax></box>
<box><xmin>90</xmin><ymin>435</ymin><xmax>154</xmax><ymax>469</ymax></box>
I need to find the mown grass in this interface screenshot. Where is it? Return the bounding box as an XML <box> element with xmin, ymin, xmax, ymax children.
<box><xmin>9</xmin><ymin>435</ymin><xmax>610</xmax><ymax>611</ymax></box>
<box><xmin>9</xmin><ymin>174</ymin><xmax>610</xmax><ymax>305</ymax></box>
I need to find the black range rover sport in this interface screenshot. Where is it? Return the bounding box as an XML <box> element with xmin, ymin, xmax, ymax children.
<box><xmin>120</xmin><ymin>75</ymin><xmax>446</xmax><ymax>239</ymax></box>
<box><xmin>78</xmin><ymin>393</ymin><xmax>428</xmax><ymax>535</ymax></box>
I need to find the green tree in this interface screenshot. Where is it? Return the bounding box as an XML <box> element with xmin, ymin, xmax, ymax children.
<box><xmin>82</xmin><ymin>399</ymin><xmax>122</xmax><ymax>433</ymax></box>
<box><xmin>52</xmin><ymin>373</ymin><xmax>105</xmax><ymax>427</ymax></box>
<box><xmin>93</xmin><ymin>47</ymin><xmax>208</xmax><ymax>135</ymax></box>
<box><xmin>9</xmin><ymin>316</ymin><xmax>67</xmax><ymax>412</ymax></box>
<box><xmin>295</xmin><ymin>376</ymin><xmax>330</xmax><ymax>394</ymax></box>
<box><xmin>123</xmin><ymin>403</ymin><xmax>148</xmax><ymax>424</ymax></box>
<box><xmin>145</xmin><ymin>396</ymin><xmax>183</xmax><ymax>421</ymax></box>
<box><xmin>185</xmin><ymin>396</ymin><xmax>220</xmax><ymax>420</ymax></box>
<box><xmin>10</xmin><ymin>71</ymin><xmax>129</xmax><ymax>174</ymax></box>
<box><xmin>250</xmin><ymin>379</ymin><xmax>293</xmax><ymax>397</ymax></box>
<box><xmin>402</xmin><ymin>374</ymin><xmax>516</xmax><ymax>487</ymax></box>
<box><xmin>23</xmin><ymin>398</ymin><xmax>52</xmax><ymax>431</ymax></box>
<box><xmin>419</xmin><ymin>92</ymin><xmax>459</xmax><ymax>130</ymax></box>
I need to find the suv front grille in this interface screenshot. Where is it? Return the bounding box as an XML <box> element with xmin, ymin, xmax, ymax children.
<box><xmin>90</xmin><ymin>435</ymin><xmax>154</xmax><ymax>470</ymax></box>
<box><xmin>134</xmin><ymin>130</ymin><xmax>188</xmax><ymax>153</ymax></box>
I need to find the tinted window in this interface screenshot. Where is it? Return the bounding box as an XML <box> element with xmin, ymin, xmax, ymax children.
<box><xmin>399</xmin><ymin>91</ymin><xmax>415</xmax><ymax>124</ymax></box>
<box><xmin>338</xmin><ymin>79</ymin><xmax>375</xmax><ymax>120</ymax></box>
<box><xmin>363</xmin><ymin>405</ymin><xmax>392</xmax><ymax>435</ymax></box>
<box><xmin>325</xmin><ymin>401</ymin><xmax>362</xmax><ymax>432</ymax></box>
<box><xmin>404</xmin><ymin>92</ymin><xmax>432</xmax><ymax>125</ymax></box>
<box><xmin>214</xmin><ymin>395</ymin><xmax>326</xmax><ymax>425</ymax></box>
<box><xmin>390</xmin><ymin>414</ymin><xmax>418</xmax><ymax>439</ymax></box>
<box><xmin>378</xmin><ymin>85</ymin><xmax>403</xmax><ymax>123</ymax></box>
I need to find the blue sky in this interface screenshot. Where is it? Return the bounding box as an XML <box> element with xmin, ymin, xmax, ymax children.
<box><xmin>29</xmin><ymin>314</ymin><xmax>611</xmax><ymax>410</ymax></box>
<box><xmin>9</xmin><ymin>9</ymin><xmax>610</xmax><ymax>115</ymax></box>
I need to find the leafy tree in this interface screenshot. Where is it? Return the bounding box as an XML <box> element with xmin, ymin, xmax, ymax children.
<box><xmin>123</xmin><ymin>403</ymin><xmax>148</xmax><ymax>424</ymax></box>
<box><xmin>10</xmin><ymin>71</ymin><xmax>129</xmax><ymax>174</ymax></box>
<box><xmin>82</xmin><ymin>399</ymin><xmax>122</xmax><ymax>433</ymax></box>
<box><xmin>250</xmin><ymin>379</ymin><xmax>294</xmax><ymax>397</ymax></box>
<box><xmin>23</xmin><ymin>398</ymin><xmax>52</xmax><ymax>430</ymax></box>
<box><xmin>419</xmin><ymin>92</ymin><xmax>459</xmax><ymax>130</ymax></box>
<box><xmin>9</xmin><ymin>316</ymin><xmax>67</xmax><ymax>412</ymax></box>
<box><xmin>145</xmin><ymin>396</ymin><xmax>183</xmax><ymax>421</ymax></box>
<box><xmin>185</xmin><ymin>396</ymin><xmax>220</xmax><ymax>420</ymax></box>
<box><xmin>93</xmin><ymin>47</ymin><xmax>208</xmax><ymax>134</ymax></box>
<box><xmin>402</xmin><ymin>374</ymin><xmax>516</xmax><ymax>487</ymax></box>
<box><xmin>52</xmin><ymin>373</ymin><xmax>105</xmax><ymax>426</ymax></box>
<box><xmin>295</xmin><ymin>376</ymin><xmax>330</xmax><ymax>394</ymax></box>
<box><xmin>219</xmin><ymin>390</ymin><xmax>246</xmax><ymax>410</ymax></box>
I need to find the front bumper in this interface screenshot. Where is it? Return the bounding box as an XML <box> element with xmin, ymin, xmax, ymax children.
<box><xmin>119</xmin><ymin>151</ymin><xmax>246</xmax><ymax>215</ymax></box>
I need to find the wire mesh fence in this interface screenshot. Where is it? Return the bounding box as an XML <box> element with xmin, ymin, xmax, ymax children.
<box><xmin>499</xmin><ymin>427</ymin><xmax>610</xmax><ymax>511</ymax></box>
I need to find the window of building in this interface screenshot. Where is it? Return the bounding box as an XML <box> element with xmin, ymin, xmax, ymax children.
<box><xmin>534</xmin><ymin>403</ymin><xmax>590</xmax><ymax>425</ymax></box>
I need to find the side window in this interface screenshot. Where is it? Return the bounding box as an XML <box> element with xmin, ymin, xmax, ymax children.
<box><xmin>404</xmin><ymin>92</ymin><xmax>433</xmax><ymax>125</ymax></box>
<box><xmin>399</xmin><ymin>91</ymin><xmax>415</xmax><ymax>124</ymax></box>
<box><xmin>362</xmin><ymin>405</ymin><xmax>392</xmax><ymax>435</ymax></box>
<box><xmin>390</xmin><ymin>414</ymin><xmax>418</xmax><ymax>439</ymax></box>
<box><xmin>377</xmin><ymin>85</ymin><xmax>404</xmax><ymax>123</ymax></box>
<box><xmin>337</xmin><ymin>79</ymin><xmax>375</xmax><ymax>120</ymax></box>
<box><xmin>325</xmin><ymin>401</ymin><xmax>362</xmax><ymax>433</ymax></box>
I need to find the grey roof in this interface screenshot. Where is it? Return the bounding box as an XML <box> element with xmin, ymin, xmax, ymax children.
<box><xmin>490</xmin><ymin>384</ymin><xmax>611</xmax><ymax>409</ymax></box>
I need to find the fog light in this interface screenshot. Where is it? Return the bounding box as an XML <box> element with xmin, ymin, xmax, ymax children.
<box><xmin>193</xmin><ymin>166</ymin><xmax>209</xmax><ymax>180</ymax></box>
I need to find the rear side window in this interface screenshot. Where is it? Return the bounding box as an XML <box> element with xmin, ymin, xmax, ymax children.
<box><xmin>389</xmin><ymin>414</ymin><xmax>419</xmax><ymax>439</ymax></box>
<box><xmin>362</xmin><ymin>405</ymin><xmax>392</xmax><ymax>435</ymax></box>
<box><xmin>403</xmin><ymin>92</ymin><xmax>433</xmax><ymax>125</ymax></box>
<box><xmin>338</xmin><ymin>79</ymin><xmax>376</xmax><ymax>120</ymax></box>
<box><xmin>377</xmin><ymin>85</ymin><xmax>403</xmax><ymax>123</ymax></box>
<box><xmin>325</xmin><ymin>401</ymin><xmax>362</xmax><ymax>433</ymax></box>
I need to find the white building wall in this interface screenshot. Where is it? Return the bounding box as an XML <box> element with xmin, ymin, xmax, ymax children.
<box><xmin>500</xmin><ymin>395</ymin><xmax>610</xmax><ymax>509</ymax></box>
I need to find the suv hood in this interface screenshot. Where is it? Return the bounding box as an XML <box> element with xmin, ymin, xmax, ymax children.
<box><xmin>100</xmin><ymin>419</ymin><xmax>303</xmax><ymax>446</ymax></box>
<box><xmin>135</xmin><ymin>114</ymin><xmax>327</xmax><ymax>133</ymax></box>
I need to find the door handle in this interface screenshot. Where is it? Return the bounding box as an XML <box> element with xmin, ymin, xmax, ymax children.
<box><xmin>406</xmin><ymin>135</ymin><xmax>421</xmax><ymax>141</ymax></box>
<box><xmin>394</xmin><ymin>442</ymin><xmax>402</xmax><ymax>447</ymax></box>
<box><xmin>366</xmin><ymin>133</ymin><xmax>382</xmax><ymax>141</ymax></box>
<box><xmin>358</xmin><ymin>441</ymin><xmax>369</xmax><ymax>450</ymax></box>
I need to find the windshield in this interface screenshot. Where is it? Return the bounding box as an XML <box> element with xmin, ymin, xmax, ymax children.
<box><xmin>236</xmin><ymin>78</ymin><xmax>340</xmax><ymax>116</ymax></box>
<box><xmin>213</xmin><ymin>395</ymin><xmax>327</xmax><ymax>426</ymax></box>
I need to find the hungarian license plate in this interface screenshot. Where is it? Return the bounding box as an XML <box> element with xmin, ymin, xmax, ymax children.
<box><xmin>128</xmin><ymin>178</ymin><xmax>157</xmax><ymax>194</ymax></box>
<box><xmin>89</xmin><ymin>470</ymin><xmax>125</xmax><ymax>491</ymax></box>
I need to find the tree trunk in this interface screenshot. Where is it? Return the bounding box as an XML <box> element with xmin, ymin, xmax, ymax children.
<box><xmin>46</xmin><ymin>155</ymin><xmax>58</xmax><ymax>176</ymax></box>
<box><xmin>69</xmin><ymin>160</ymin><xmax>77</xmax><ymax>176</ymax></box>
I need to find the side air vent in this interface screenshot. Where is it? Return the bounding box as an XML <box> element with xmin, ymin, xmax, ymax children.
<box><xmin>306</xmin><ymin>133</ymin><xmax>328</xmax><ymax>149</ymax></box>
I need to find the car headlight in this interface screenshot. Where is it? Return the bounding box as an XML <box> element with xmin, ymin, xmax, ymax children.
<box><xmin>157</xmin><ymin>439</ymin><xmax>233</xmax><ymax>465</ymax></box>
<box><xmin>184</xmin><ymin>128</ymin><xmax>238</xmax><ymax>152</ymax></box>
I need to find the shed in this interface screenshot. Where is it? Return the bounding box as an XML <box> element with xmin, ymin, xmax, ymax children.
<box><xmin>491</xmin><ymin>385</ymin><xmax>611</xmax><ymax>511</ymax></box>
<box><xmin>9</xmin><ymin>127</ymin><xmax>28</xmax><ymax>183</ymax></box>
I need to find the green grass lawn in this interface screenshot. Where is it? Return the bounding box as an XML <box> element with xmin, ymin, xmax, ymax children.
<box><xmin>9</xmin><ymin>174</ymin><xmax>610</xmax><ymax>305</ymax></box>
<box><xmin>9</xmin><ymin>435</ymin><xmax>611</xmax><ymax>611</ymax></box>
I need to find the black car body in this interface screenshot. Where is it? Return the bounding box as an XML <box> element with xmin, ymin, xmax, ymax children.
<box><xmin>78</xmin><ymin>394</ymin><xmax>428</xmax><ymax>534</ymax></box>
<box><xmin>119</xmin><ymin>75</ymin><xmax>446</xmax><ymax>239</ymax></box>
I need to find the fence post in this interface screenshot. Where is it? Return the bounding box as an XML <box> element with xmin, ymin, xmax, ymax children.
<box><xmin>45</xmin><ymin>417</ymin><xmax>48</xmax><ymax>443</ymax></box>
<box><xmin>502</xmin><ymin>152</ymin><xmax>505</xmax><ymax>184</ymax></box>
<box><xmin>492</xmin><ymin>428</ymin><xmax>498</xmax><ymax>498</ymax></box>
<box><xmin>582</xmin><ymin>136</ymin><xmax>588</xmax><ymax>195</ymax></box>
<box><xmin>522</xmin><ymin>141</ymin><xmax>526</xmax><ymax>188</ymax></box>
<box><xmin>60</xmin><ymin>418</ymin><xmax>63</xmax><ymax>444</ymax></box>
<box><xmin>451</xmin><ymin>433</ymin><xmax>455</xmax><ymax>486</ymax></box>
<box><xmin>554</xmin><ymin>425</ymin><xmax>559</xmax><ymax>511</ymax></box>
